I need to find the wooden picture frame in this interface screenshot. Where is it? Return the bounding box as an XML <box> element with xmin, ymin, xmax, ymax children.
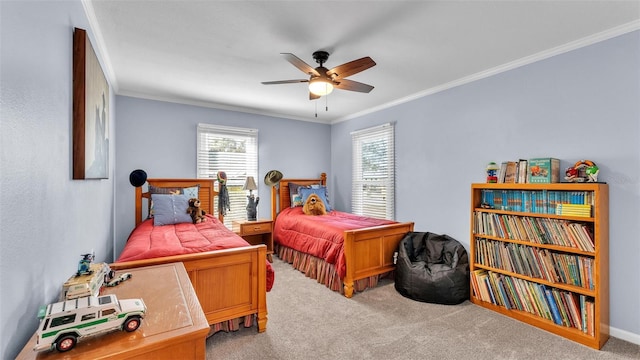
<box><xmin>73</xmin><ymin>27</ymin><xmax>110</xmax><ymax>179</ymax></box>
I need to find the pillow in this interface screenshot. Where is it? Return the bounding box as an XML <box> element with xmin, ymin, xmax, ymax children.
<box><xmin>288</xmin><ymin>183</ymin><xmax>303</xmax><ymax>207</ymax></box>
<box><xmin>181</xmin><ymin>185</ymin><xmax>199</xmax><ymax>198</ymax></box>
<box><xmin>148</xmin><ymin>185</ymin><xmax>199</xmax><ymax>217</ymax></box>
<box><xmin>151</xmin><ymin>194</ymin><xmax>193</xmax><ymax>226</ymax></box>
<box><xmin>299</xmin><ymin>187</ymin><xmax>332</xmax><ymax>212</ymax></box>
<box><xmin>291</xmin><ymin>193</ymin><xmax>304</xmax><ymax>207</ymax></box>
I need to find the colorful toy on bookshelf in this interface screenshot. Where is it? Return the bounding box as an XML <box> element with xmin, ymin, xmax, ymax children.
<box><xmin>486</xmin><ymin>162</ymin><xmax>499</xmax><ymax>183</ymax></box>
<box><xmin>565</xmin><ymin>160</ymin><xmax>599</xmax><ymax>183</ymax></box>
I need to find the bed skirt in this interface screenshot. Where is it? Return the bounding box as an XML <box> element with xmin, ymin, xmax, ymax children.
<box><xmin>208</xmin><ymin>315</ymin><xmax>255</xmax><ymax>337</ymax></box>
<box><xmin>275</xmin><ymin>243</ymin><xmax>389</xmax><ymax>295</ymax></box>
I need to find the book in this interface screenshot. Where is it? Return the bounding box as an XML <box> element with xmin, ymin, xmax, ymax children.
<box><xmin>504</xmin><ymin>161</ymin><xmax>518</xmax><ymax>184</ymax></box>
<box><xmin>497</xmin><ymin>162</ymin><xmax>508</xmax><ymax>183</ymax></box>
<box><xmin>517</xmin><ymin>159</ymin><xmax>528</xmax><ymax>183</ymax></box>
<box><xmin>528</xmin><ymin>158</ymin><xmax>560</xmax><ymax>183</ymax></box>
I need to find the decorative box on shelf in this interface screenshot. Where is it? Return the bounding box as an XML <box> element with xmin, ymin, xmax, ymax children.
<box><xmin>528</xmin><ymin>158</ymin><xmax>560</xmax><ymax>183</ymax></box>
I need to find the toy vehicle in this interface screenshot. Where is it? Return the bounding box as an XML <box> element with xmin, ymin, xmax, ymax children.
<box><xmin>33</xmin><ymin>294</ymin><xmax>146</xmax><ymax>353</ymax></box>
<box><xmin>106</xmin><ymin>272</ymin><xmax>132</xmax><ymax>287</ymax></box>
<box><xmin>61</xmin><ymin>262</ymin><xmax>115</xmax><ymax>300</ymax></box>
<box><xmin>76</xmin><ymin>253</ymin><xmax>95</xmax><ymax>276</ymax></box>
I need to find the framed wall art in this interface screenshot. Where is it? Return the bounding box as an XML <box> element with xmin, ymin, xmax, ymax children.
<box><xmin>73</xmin><ymin>27</ymin><xmax>110</xmax><ymax>179</ymax></box>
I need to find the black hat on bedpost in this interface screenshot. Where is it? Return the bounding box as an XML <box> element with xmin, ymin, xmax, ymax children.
<box><xmin>264</xmin><ymin>170</ymin><xmax>283</xmax><ymax>187</ymax></box>
<box><xmin>129</xmin><ymin>169</ymin><xmax>147</xmax><ymax>187</ymax></box>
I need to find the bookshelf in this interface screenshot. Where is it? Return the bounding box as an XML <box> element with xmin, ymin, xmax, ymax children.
<box><xmin>469</xmin><ymin>183</ymin><xmax>609</xmax><ymax>349</ymax></box>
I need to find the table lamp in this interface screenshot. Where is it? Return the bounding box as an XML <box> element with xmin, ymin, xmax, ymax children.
<box><xmin>243</xmin><ymin>176</ymin><xmax>259</xmax><ymax>221</ymax></box>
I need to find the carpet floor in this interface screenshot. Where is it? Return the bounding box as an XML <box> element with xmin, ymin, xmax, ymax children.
<box><xmin>206</xmin><ymin>257</ymin><xmax>639</xmax><ymax>360</ymax></box>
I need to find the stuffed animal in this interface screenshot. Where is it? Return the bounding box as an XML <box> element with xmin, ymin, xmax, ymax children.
<box><xmin>187</xmin><ymin>198</ymin><xmax>207</xmax><ymax>223</ymax></box>
<box><xmin>302</xmin><ymin>194</ymin><xmax>327</xmax><ymax>216</ymax></box>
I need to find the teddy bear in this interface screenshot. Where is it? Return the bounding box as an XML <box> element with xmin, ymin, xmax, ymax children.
<box><xmin>302</xmin><ymin>194</ymin><xmax>327</xmax><ymax>216</ymax></box>
<box><xmin>187</xmin><ymin>198</ymin><xmax>207</xmax><ymax>223</ymax></box>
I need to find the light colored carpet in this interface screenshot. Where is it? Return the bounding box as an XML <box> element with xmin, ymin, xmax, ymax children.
<box><xmin>206</xmin><ymin>258</ymin><xmax>639</xmax><ymax>360</ymax></box>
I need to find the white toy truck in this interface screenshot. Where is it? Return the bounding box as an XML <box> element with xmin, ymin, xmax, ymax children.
<box><xmin>33</xmin><ymin>294</ymin><xmax>147</xmax><ymax>352</ymax></box>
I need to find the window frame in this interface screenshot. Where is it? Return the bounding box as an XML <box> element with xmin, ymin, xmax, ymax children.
<box><xmin>351</xmin><ymin>122</ymin><xmax>395</xmax><ymax>220</ymax></box>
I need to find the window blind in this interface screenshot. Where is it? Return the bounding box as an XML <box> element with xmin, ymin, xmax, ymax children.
<box><xmin>351</xmin><ymin>123</ymin><xmax>395</xmax><ymax>220</ymax></box>
<box><xmin>197</xmin><ymin>124</ymin><xmax>258</xmax><ymax>228</ymax></box>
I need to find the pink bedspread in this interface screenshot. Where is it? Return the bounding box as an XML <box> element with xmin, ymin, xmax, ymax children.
<box><xmin>117</xmin><ymin>214</ymin><xmax>274</xmax><ymax>291</ymax></box>
<box><xmin>273</xmin><ymin>207</ymin><xmax>396</xmax><ymax>278</ymax></box>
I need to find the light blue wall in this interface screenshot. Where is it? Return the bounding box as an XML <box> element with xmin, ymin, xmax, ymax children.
<box><xmin>2</xmin><ymin>1</ymin><xmax>638</xmax><ymax>357</ymax></box>
<box><xmin>114</xmin><ymin>96</ymin><xmax>331</xmax><ymax>256</ymax></box>
<box><xmin>331</xmin><ymin>30</ymin><xmax>640</xmax><ymax>342</ymax></box>
<box><xmin>0</xmin><ymin>1</ymin><xmax>116</xmax><ymax>358</ymax></box>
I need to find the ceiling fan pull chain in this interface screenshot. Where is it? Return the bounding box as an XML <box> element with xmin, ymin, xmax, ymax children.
<box><xmin>325</xmin><ymin>94</ymin><xmax>329</xmax><ymax>112</ymax></box>
<box><xmin>315</xmin><ymin>100</ymin><xmax>318</xmax><ymax>118</ymax></box>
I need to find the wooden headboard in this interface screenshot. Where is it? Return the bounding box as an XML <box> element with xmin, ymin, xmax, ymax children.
<box><xmin>271</xmin><ymin>173</ymin><xmax>327</xmax><ymax>219</ymax></box>
<box><xmin>135</xmin><ymin>178</ymin><xmax>223</xmax><ymax>226</ymax></box>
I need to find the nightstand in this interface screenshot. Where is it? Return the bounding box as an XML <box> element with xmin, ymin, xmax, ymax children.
<box><xmin>233</xmin><ymin>219</ymin><xmax>274</xmax><ymax>262</ymax></box>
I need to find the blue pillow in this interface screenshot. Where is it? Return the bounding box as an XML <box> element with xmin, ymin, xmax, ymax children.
<box><xmin>151</xmin><ymin>194</ymin><xmax>193</xmax><ymax>226</ymax></box>
<box><xmin>181</xmin><ymin>185</ymin><xmax>199</xmax><ymax>198</ymax></box>
<box><xmin>299</xmin><ymin>187</ymin><xmax>332</xmax><ymax>212</ymax></box>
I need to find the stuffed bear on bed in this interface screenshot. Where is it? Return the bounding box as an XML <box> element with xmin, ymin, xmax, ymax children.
<box><xmin>187</xmin><ymin>198</ymin><xmax>207</xmax><ymax>223</ymax></box>
<box><xmin>302</xmin><ymin>194</ymin><xmax>327</xmax><ymax>216</ymax></box>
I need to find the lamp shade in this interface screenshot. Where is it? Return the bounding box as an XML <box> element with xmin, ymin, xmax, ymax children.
<box><xmin>242</xmin><ymin>176</ymin><xmax>258</xmax><ymax>191</ymax></box>
<box><xmin>308</xmin><ymin>78</ymin><xmax>334</xmax><ymax>96</ymax></box>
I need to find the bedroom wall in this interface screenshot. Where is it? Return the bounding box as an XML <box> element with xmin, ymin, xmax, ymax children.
<box><xmin>331</xmin><ymin>30</ymin><xmax>640</xmax><ymax>344</ymax></box>
<box><xmin>0</xmin><ymin>1</ymin><xmax>116</xmax><ymax>358</ymax></box>
<box><xmin>113</xmin><ymin>96</ymin><xmax>331</xmax><ymax>257</ymax></box>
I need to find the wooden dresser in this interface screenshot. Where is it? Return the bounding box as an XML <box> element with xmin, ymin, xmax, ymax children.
<box><xmin>16</xmin><ymin>262</ymin><xmax>209</xmax><ymax>360</ymax></box>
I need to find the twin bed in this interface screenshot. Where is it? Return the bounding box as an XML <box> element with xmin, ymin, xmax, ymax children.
<box><xmin>110</xmin><ymin>179</ymin><xmax>271</xmax><ymax>333</ymax></box>
<box><xmin>111</xmin><ymin>174</ymin><xmax>413</xmax><ymax>338</ymax></box>
<box><xmin>271</xmin><ymin>173</ymin><xmax>415</xmax><ymax>297</ymax></box>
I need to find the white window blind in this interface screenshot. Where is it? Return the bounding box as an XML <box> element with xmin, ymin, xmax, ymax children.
<box><xmin>351</xmin><ymin>123</ymin><xmax>395</xmax><ymax>220</ymax></box>
<box><xmin>197</xmin><ymin>124</ymin><xmax>258</xmax><ymax>228</ymax></box>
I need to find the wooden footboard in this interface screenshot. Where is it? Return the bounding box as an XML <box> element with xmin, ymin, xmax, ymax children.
<box><xmin>343</xmin><ymin>222</ymin><xmax>414</xmax><ymax>297</ymax></box>
<box><xmin>111</xmin><ymin>245</ymin><xmax>267</xmax><ymax>332</ymax></box>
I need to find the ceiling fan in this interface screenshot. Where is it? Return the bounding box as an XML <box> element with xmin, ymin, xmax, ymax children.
<box><xmin>261</xmin><ymin>51</ymin><xmax>376</xmax><ymax>100</ymax></box>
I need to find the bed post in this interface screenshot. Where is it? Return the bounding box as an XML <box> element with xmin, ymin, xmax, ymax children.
<box><xmin>271</xmin><ymin>185</ymin><xmax>277</xmax><ymax>220</ymax></box>
<box><xmin>135</xmin><ymin>186</ymin><xmax>143</xmax><ymax>226</ymax></box>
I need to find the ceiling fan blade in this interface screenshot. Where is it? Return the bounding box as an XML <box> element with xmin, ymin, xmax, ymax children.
<box><xmin>261</xmin><ymin>79</ymin><xmax>309</xmax><ymax>85</ymax></box>
<box><xmin>309</xmin><ymin>92</ymin><xmax>320</xmax><ymax>100</ymax></box>
<box><xmin>281</xmin><ymin>53</ymin><xmax>320</xmax><ymax>77</ymax></box>
<box><xmin>334</xmin><ymin>79</ymin><xmax>374</xmax><ymax>93</ymax></box>
<box><xmin>327</xmin><ymin>57</ymin><xmax>376</xmax><ymax>79</ymax></box>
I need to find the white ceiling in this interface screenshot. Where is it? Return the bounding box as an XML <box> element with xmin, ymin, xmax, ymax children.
<box><xmin>86</xmin><ymin>1</ymin><xmax>640</xmax><ymax>124</ymax></box>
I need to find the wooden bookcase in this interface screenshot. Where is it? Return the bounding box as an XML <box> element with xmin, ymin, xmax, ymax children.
<box><xmin>469</xmin><ymin>183</ymin><xmax>609</xmax><ymax>349</ymax></box>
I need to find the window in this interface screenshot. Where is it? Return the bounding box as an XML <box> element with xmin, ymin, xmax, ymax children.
<box><xmin>50</xmin><ymin>314</ymin><xmax>76</xmax><ymax>327</ymax></box>
<box><xmin>197</xmin><ymin>124</ymin><xmax>258</xmax><ymax>228</ymax></box>
<box><xmin>101</xmin><ymin>308</ymin><xmax>116</xmax><ymax>316</ymax></box>
<box><xmin>81</xmin><ymin>313</ymin><xmax>97</xmax><ymax>321</ymax></box>
<box><xmin>351</xmin><ymin>123</ymin><xmax>395</xmax><ymax>219</ymax></box>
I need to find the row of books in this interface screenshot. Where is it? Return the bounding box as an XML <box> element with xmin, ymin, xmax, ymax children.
<box><xmin>471</xmin><ymin>269</ymin><xmax>595</xmax><ymax>335</ymax></box>
<box><xmin>555</xmin><ymin>203</ymin><xmax>591</xmax><ymax>217</ymax></box>
<box><xmin>473</xmin><ymin>212</ymin><xmax>596</xmax><ymax>252</ymax></box>
<box><xmin>481</xmin><ymin>189</ymin><xmax>594</xmax><ymax>214</ymax></box>
<box><xmin>474</xmin><ymin>238</ymin><xmax>595</xmax><ymax>290</ymax></box>
<box><xmin>497</xmin><ymin>160</ymin><xmax>529</xmax><ymax>184</ymax></box>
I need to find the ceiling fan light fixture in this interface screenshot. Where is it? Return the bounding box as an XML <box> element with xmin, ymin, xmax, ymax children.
<box><xmin>308</xmin><ymin>77</ymin><xmax>334</xmax><ymax>96</ymax></box>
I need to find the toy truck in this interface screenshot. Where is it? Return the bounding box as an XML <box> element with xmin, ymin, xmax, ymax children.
<box><xmin>33</xmin><ymin>294</ymin><xmax>146</xmax><ymax>353</ymax></box>
<box><xmin>61</xmin><ymin>262</ymin><xmax>115</xmax><ymax>300</ymax></box>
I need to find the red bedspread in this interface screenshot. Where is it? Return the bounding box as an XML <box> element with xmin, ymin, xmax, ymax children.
<box><xmin>117</xmin><ymin>214</ymin><xmax>274</xmax><ymax>291</ymax></box>
<box><xmin>273</xmin><ymin>207</ymin><xmax>396</xmax><ymax>278</ymax></box>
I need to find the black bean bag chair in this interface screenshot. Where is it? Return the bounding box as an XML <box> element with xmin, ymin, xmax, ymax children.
<box><xmin>394</xmin><ymin>232</ymin><xmax>470</xmax><ymax>305</ymax></box>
